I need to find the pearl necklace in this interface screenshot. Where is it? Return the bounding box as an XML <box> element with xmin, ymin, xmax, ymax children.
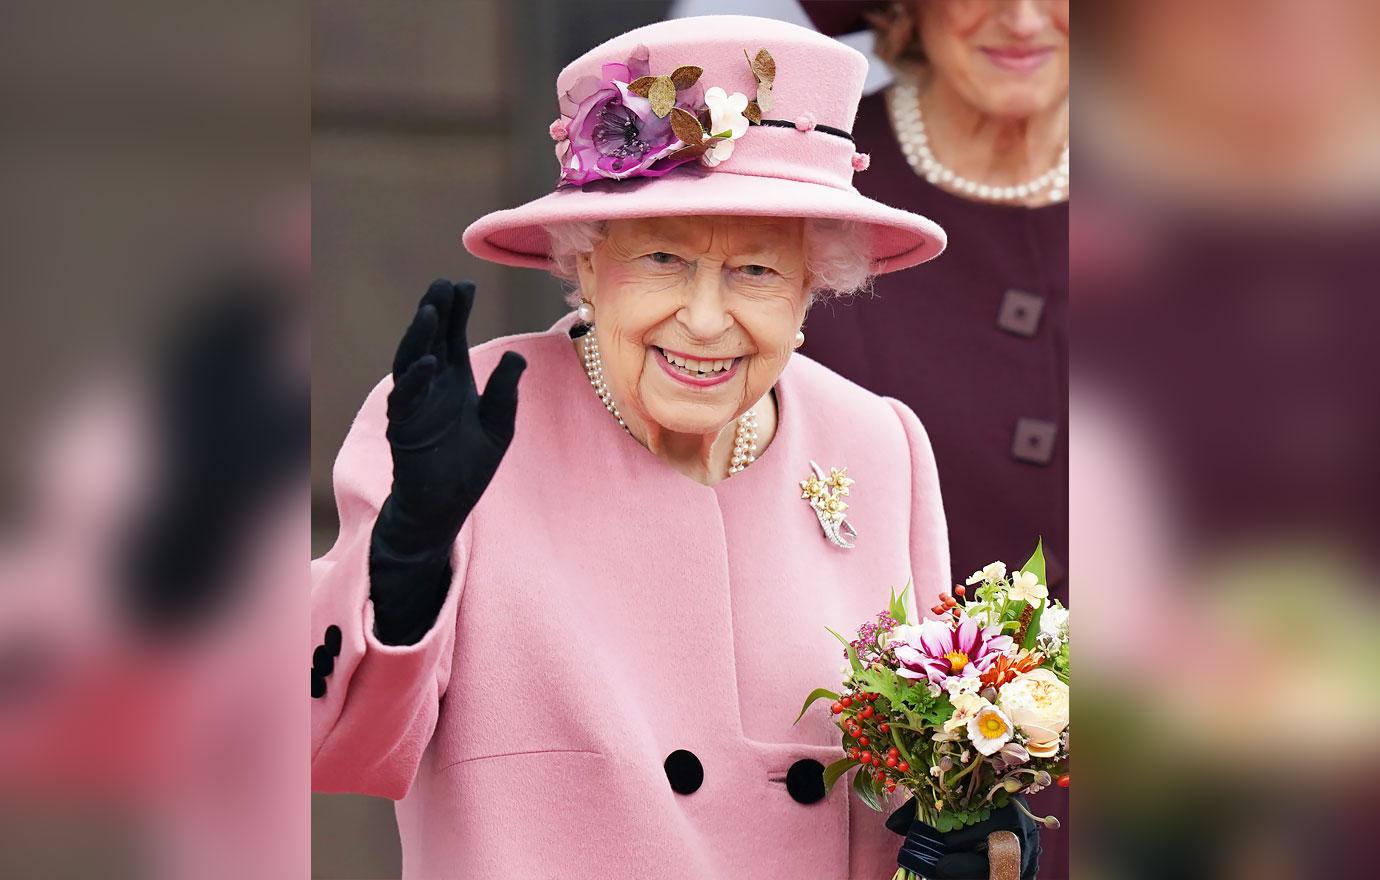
<box><xmin>886</xmin><ymin>71</ymin><xmax>1069</xmax><ymax>205</ymax></box>
<box><xmin>580</xmin><ymin>331</ymin><xmax>758</xmax><ymax>477</ymax></box>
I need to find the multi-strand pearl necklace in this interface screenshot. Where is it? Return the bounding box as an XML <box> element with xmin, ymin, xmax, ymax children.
<box><xmin>886</xmin><ymin>71</ymin><xmax>1069</xmax><ymax>205</ymax></box>
<box><xmin>580</xmin><ymin>331</ymin><xmax>758</xmax><ymax>477</ymax></box>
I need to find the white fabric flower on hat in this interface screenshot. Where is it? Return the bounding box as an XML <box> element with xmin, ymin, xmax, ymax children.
<box><xmin>701</xmin><ymin>87</ymin><xmax>750</xmax><ymax>167</ymax></box>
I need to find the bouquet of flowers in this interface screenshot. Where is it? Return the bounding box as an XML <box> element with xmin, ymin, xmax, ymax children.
<box><xmin>797</xmin><ymin>542</ymin><xmax>1069</xmax><ymax>880</ymax></box>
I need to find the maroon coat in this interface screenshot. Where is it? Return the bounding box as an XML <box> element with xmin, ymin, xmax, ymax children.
<box><xmin>803</xmin><ymin>89</ymin><xmax>1068</xmax><ymax>599</ymax></box>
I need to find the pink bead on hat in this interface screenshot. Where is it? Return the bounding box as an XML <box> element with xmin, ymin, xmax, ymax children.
<box><xmin>463</xmin><ymin>15</ymin><xmax>945</xmax><ymax>275</ymax></box>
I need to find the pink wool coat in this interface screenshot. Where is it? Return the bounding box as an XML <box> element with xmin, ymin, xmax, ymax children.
<box><xmin>311</xmin><ymin>313</ymin><xmax>950</xmax><ymax>878</ymax></box>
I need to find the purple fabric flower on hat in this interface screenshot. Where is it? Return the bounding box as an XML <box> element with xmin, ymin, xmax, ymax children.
<box><xmin>554</xmin><ymin>46</ymin><xmax>706</xmax><ymax>187</ymax></box>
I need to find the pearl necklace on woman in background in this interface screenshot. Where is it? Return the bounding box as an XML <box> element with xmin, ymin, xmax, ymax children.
<box><xmin>580</xmin><ymin>329</ymin><xmax>759</xmax><ymax>478</ymax></box>
<box><xmin>886</xmin><ymin>70</ymin><xmax>1069</xmax><ymax>205</ymax></box>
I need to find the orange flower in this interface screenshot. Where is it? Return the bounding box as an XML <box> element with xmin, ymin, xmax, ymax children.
<box><xmin>980</xmin><ymin>649</ymin><xmax>1045</xmax><ymax>689</ymax></box>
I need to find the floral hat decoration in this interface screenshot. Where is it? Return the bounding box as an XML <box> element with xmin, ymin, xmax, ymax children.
<box><xmin>463</xmin><ymin>15</ymin><xmax>946</xmax><ymax>274</ymax></box>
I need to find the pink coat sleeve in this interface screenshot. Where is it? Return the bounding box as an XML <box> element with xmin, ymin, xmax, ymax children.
<box><xmin>885</xmin><ymin>398</ymin><xmax>951</xmax><ymax>620</ymax></box>
<box><xmin>310</xmin><ymin>376</ymin><xmax>469</xmax><ymax>799</ymax></box>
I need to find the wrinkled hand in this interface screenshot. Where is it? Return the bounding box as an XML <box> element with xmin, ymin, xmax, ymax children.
<box><xmin>377</xmin><ymin>279</ymin><xmax>526</xmax><ymax>557</ymax></box>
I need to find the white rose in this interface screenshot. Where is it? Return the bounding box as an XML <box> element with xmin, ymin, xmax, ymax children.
<box><xmin>997</xmin><ymin>668</ymin><xmax>1069</xmax><ymax>757</ymax></box>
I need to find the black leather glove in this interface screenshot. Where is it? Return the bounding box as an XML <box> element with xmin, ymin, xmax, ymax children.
<box><xmin>368</xmin><ymin>279</ymin><xmax>526</xmax><ymax>645</ymax></box>
<box><xmin>888</xmin><ymin>797</ymin><xmax>1042</xmax><ymax>880</ymax></box>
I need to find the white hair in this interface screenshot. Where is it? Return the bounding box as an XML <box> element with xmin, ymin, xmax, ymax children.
<box><xmin>545</xmin><ymin>218</ymin><xmax>875</xmax><ymax>307</ymax></box>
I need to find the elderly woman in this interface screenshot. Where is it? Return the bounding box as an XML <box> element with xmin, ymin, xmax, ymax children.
<box><xmin>313</xmin><ymin>15</ymin><xmax>952</xmax><ymax>879</ymax></box>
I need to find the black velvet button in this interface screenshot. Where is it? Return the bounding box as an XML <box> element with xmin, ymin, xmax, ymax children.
<box><xmin>786</xmin><ymin>758</ymin><xmax>826</xmax><ymax>804</ymax></box>
<box><xmin>312</xmin><ymin>645</ymin><xmax>335</xmax><ymax>676</ymax></box>
<box><xmin>324</xmin><ymin>625</ymin><xmax>342</xmax><ymax>656</ymax></box>
<box><xmin>664</xmin><ymin>749</ymin><xmax>703</xmax><ymax>795</ymax></box>
<box><xmin>311</xmin><ymin>669</ymin><xmax>326</xmax><ymax>699</ymax></box>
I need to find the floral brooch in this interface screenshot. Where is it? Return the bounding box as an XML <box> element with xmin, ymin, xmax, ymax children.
<box><xmin>550</xmin><ymin>44</ymin><xmax>776</xmax><ymax>187</ymax></box>
<box><xmin>800</xmin><ymin>461</ymin><xmax>858</xmax><ymax>550</ymax></box>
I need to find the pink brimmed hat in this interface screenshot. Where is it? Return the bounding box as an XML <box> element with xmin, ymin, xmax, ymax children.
<box><xmin>462</xmin><ymin>15</ymin><xmax>945</xmax><ymax>274</ymax></box>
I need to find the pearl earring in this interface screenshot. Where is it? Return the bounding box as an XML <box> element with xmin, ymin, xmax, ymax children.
<box><xmin>577</xmin><ymin>298</ymin><xmax>595</xmax><ymax>324</ymax></box>
<box><xmin>793</xmin><ymin>328</ymin><xmax>805</xmax><ymax>348</ymax></box>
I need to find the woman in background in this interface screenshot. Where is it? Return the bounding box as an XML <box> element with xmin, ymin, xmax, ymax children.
<box><xmin>800</xmin><ymin>2</ymin><xmax>1069</xmax><ymax>875</ymax></box>
<box><xmin>801</xmin><ymin>0</ymin><xmax>1067</xmax><ymax>597</ymax></box>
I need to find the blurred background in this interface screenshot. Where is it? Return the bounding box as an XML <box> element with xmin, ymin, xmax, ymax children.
<box><xmin>1070</xmin><ymin>1</ymin><xmax>1380</xmax><ymax>879</ymax></box>
<box><xmin>3</xmin><ymin>0</ymin><xmax>1377</xmax><ymax>878</ymax></box>
<box><xmin>2</xmin><ymin>1</ymin><xmax>307</xmax><ymax>878</ymax></box>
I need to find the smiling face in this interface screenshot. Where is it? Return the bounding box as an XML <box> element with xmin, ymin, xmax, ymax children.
<box><xmin>575</xmin><ymin>215</ymin><xmax>809</xmax><ymax>439</ymax></box>
<box><xmin>916</xmin><ymin>0</ymin><xmax>1070</xmax><ymax>119</ymax></box>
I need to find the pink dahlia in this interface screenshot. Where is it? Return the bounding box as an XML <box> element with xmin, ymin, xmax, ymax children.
<box><xmin>891</xmin><ymin>615</ymin><xmax>1014</xmax><ymax>687</ymax></box>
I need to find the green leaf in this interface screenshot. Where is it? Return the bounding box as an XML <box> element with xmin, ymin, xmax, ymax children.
<box><xmin>826</xmin><ymin>627</ymin><xmax>863</xmax><ymax>673</ymax></box>
<box><xmin>1019</xmin><ymin>538</ymin><xmax>1046</xmax><ymax>584</ymax></box>
<box><xmin>794</xmin><ymin>687</ymin><xmax>840</xmax><ymax>724</ymax></box>
<box><xmin>890</xmin><ymin>581</ymin><xmax>912</xmax><ymax>625</ymax></box>
<box><xmin>854</xmin><ymin>667</ymin><xmax>904</xmax><ymax>705</ymax></box>
<box><xmin>1021</xmin><ymin>599</ymin><xmax>1046</xmax><ymax>650</ymax></box>
<box><xmin>712</xmin><ymin>129</ymin><xmax>732</xmax><ymax>139</ymax></box>
<box><xmin>822</xmin><ymin>757</ymin><xmax>858</xmax><ymax>794</ymax></box>
<box><xmin>920</xmin><ymin>693</ymin><xmax>954</xmax><ymax>727</ymax></box>
<box><xmin>933</xmin><ymin>805</ymin><xmax>991</xmax><ymax>833</ymax></box>
<box><xmin>851</xmin><ymin>763</ymin><xmax>885</xmax><ymax>812</ymax></box>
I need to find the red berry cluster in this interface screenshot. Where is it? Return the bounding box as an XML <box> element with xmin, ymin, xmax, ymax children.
<box><xmin>830</xmin><ymin>690</ymin><xmax>910</xmax><ymax>795</ymax></box>
<box><xmin>930</xmin><ymin>584</ymin><xmax>966</xmax><ymax>619</ymax></box>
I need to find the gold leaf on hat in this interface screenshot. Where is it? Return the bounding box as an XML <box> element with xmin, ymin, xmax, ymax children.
<box><xmin>665</xmin><ymin>135</ymin><xmax>724</xmax><ymax>164</ymax></box>
<box><xmin>627</xmin><ymin>76</ymin><xmax>657</xmax><ymax>97</ymax></box>
<box><xmin>648</xmin><ymin>76</ymin><xmax>677</xmax><ymax>117</ymax></box>
<box><xmin>669</xmin><ymin>106</ymin><xmax>707</xmax><ymax>146</ymax></box>
<box><xmin>751</xmin><ymin>48</ymin><xmax>776</xmax><ymax>83</ymax></box>
<box><xmin>744</xmin><ymin>100</ymin><xmax>762</xmax><ymax>124</ymax></box>
<box><xmin>664</xmin><ymin>143</ymin><xmax>706</xmax><ymax>164</ymax></box>
<box><xmin>756</xmin><ymin>81</ymin><xmax>774</xmax><ymax>113</ymax></box>
<box><xmin>670</xmin><ymin>65</ymin><xmax>702</xmax><ymax>90</ymax></box>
